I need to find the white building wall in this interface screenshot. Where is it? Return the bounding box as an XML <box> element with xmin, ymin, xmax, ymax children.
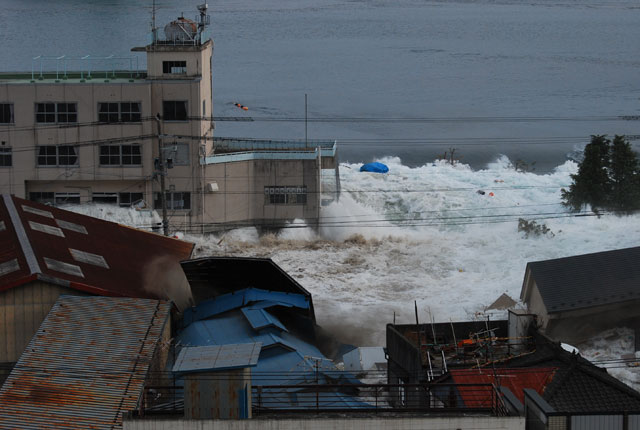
<box><xmin>123</xmin><ymin>416</ymin><xmax>525</xmax><ymax>430</ymax></box>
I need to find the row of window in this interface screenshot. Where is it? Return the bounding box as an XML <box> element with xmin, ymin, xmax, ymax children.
<box><xmin>0</xmin><ymin>101</ymin><xmax>189</xmax><ymax>124</ymax></box>
<box><xmin>264</xmin><ymin>186</ymin><xmax>308</xmax><ymax>205</ymax></box>
<box><xmin>29</xmin><ymin>191</ymin><xmax>191</xmax><ymax>210</ymax></box>
<box><xmin>0</xmin><ymin>143</ymin><xmax>190</xmax><ymax>167</ymax></box>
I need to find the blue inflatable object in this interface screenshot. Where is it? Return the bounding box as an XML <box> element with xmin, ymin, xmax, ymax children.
<box><xmin>360</xmin><ymin>162</ymin><xmax>389</xmax><ymax>173</ymax></box>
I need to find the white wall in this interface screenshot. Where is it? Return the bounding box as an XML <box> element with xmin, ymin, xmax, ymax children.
<box><xmin>124</xmin><ymin>416</ymin><xmax>525</xmax><ymax>430</ymax></box>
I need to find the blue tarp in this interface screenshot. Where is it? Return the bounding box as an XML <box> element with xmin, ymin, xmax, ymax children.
<box><xmin>360</xmin><ymin>162</ymin><xmax>389</xmax><ymax>173</ymax></box>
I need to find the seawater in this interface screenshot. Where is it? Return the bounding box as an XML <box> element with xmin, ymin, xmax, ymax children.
<box><xmin>1</xmin><ymin>0</ymin><xmax>639</xmax><ymax>170</ymax></box>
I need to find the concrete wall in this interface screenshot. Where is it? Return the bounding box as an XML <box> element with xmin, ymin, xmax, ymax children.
<box><xmin>124</xmin><ymin>416</ymin><xmax>525</xmax><ymax>430</ymax></box>
<box><xmin>0</xmin><ymin>280</ymin><xmax>87</xmax><ymax>362</ymax></box>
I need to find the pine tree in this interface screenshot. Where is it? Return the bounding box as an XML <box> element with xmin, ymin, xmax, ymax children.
<box><xmin>609</xmin><ymin>135</ymin><xmax>640</xmax><ymax>212</ymax></box>
<box><xmin>562</xmin><ymin>135</ymin><xmax>611</xmax><ymax>211</ymax></box>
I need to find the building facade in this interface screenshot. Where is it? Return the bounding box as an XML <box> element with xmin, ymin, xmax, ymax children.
<box><xmin>0</xmin><ymin>10</ymin><xmax>338</xmax><ymax>232</ymax></box>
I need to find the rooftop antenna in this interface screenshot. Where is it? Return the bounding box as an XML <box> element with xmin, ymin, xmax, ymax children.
<box><xmin>151</xmin><ymin>0</ymin><xmax>157</xmax><ymax>44</ymax></box>
<box><xmin>196</xmin><ymin>3</ymin><xmax>211</xmax><ymax>43</ymax></box>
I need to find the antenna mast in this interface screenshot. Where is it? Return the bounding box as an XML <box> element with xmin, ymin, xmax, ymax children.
<box><xmin>151</xmin><ymin>0</ymin><xmax>157</xmax><ymax>44</ymax></box>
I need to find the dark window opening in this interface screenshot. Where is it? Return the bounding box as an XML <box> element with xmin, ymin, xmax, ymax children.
<box><xmin>98</xmin><ymin>102</ymin><xmax>141</xmax><ymax>123</ymax></box>
<box><xmin>163</xmin><ymin>101</ymin><xmax>187</xmax><ymax>121</ymax></box>
<box><xmin>119</xmin><ymin>192</ymin><xmax>143</xmax><ymax>207</ymax></box>
<box><xmin>29</xmin><ymin>192</ymin><xmax>54</xmax><ymax>205</ymax></box>
<box><xmin>99</xmin><ymin>145</ymin><xmax>141</xmax><ymax>166</ymax></box>
<box><xmin>265</xmin><ymin>186</ymin><xmax>307</xmax><ymax>205</ymax></box>
<box><xmin>92</xmin><ymin>193</ymin><xmax>118</xmax><ymax>204</ymax></box>
<box><xmin>0</xmin><ymin>104</ymin><xmax>14</xmax><ymax>124</ymax></box>
<box><xmin>154</xmin><ymin>192</ymin><xmax>191</xmax><ymax>210</ymax></box>
<box><xmin>0</xmin><ymin>147</ymin><xmax>11</xmax><ymax>166</ymax></box>
<box><xmin>37</xmin><ymin>145</ymin><xmax>77</xmax><ymax>166</ymax></box>
<box><xmin>163</xmin><ymin>61</ymin><xmax>187</xmax><ymax>74</ymax></box>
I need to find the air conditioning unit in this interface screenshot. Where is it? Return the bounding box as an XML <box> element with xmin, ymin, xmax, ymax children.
<box><xmin>206</xmin><ymin>182</ymin><xmax>219</xmax><ymax>192</ymax></box>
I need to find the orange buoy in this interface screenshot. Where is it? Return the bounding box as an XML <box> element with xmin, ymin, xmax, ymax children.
<box><xmin>242</xmin><ymin>106</ymin><xmax>248</xmax><ymax>110</ymax></box>
<box><xmin>489</xmin><ymin>192</ymin><xmax>494</xmax><ymax>197</ymax></box>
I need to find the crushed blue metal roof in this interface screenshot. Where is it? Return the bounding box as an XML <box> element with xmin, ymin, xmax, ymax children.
<box><xmin>175</xmin><ymin>288</ymin><xmax>367</xmax><ymax>409</ymax></box>
<box><xmin>173</xmin><ymin>343</ymin><xmax>262</xmax><ymax>374</ymax></box>
<box><xmin>182</xmin><ymin>288</ymin><xmax>310</xmax><ymax>327</ymax></box>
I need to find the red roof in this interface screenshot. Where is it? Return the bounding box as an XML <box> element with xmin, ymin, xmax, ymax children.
<box><xmin>0</xmin><ymin>195</ymin><xmax>194</xmax><ymax>307</ymax></box>
<box><xmin>450</xmin><ymin>367</ymin><xmax>557</xmax><ymax>407</ymax></box>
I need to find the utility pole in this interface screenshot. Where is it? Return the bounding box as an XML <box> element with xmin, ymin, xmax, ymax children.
<box><xmin>154</xmin><ymin>114</ymin><xmax>169</xmax><ymax>236</ymax></box>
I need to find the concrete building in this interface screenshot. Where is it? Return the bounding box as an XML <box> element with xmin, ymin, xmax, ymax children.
<box><xmin>520</xmin><ymin>246</ymin><xmax>640</xmax><ymax>344</ymax></box>
<box><xmin>0</xmin><ymin>6</ymin><xmax>338</xmax><ymax>232</ymax></box>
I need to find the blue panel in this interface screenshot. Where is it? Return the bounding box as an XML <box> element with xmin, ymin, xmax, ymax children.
<box><xmin>173</xmin><ymin>343</ymin><xmax>262</xmax><ymax>373</ymax></box>
<box><xmin>242</xmin><ymin>308</ymin><xmax>287</xmax><ymax>332</ymax></box>
<box><xmin>247</xmin><ymin>300</ymin><xmax>294</xmax><ymax>310</ymax></box>
<box><xmin>183</xmin><ymin>288</ymin><xmax>310</xmax><ymax>326</ymax></box>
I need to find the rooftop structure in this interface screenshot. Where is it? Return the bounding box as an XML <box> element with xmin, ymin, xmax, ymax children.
<box><xmin>0</xmin><ymin>296</ymin><xmax>172</xmax><ymax>429</ymax></box>
<box><xmin>521</xmin><ymin>246</ymin><xmax>640</xmax><ymax>343</ymax></box>
<box><xmin>0</xmin><ymin>194</ymin><xmax>193</xmax><ymax>365</ymax></box>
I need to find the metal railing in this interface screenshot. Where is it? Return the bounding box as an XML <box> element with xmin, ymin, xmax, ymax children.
<box><xmin>137</xmin><ymin>382</ymin><xmax>509</xmax><ymax>417</ymax></box>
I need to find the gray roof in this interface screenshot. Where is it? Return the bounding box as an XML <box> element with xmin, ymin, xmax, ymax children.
<box><xmin>173</xmin><ymin>343</ymin><xmax>262</xmax><ymax>374</ymax></box>
<box><xmin>525</xmin><ymin>246</ymin><xmax>640</xmax><ymax>313</ymax></box>
<box><xmin>0</xmin><ymin>296</ymin><xmax>171</xmax><ymax>430</ymax></box>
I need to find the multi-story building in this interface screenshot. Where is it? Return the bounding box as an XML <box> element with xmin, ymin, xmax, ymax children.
<box><xmin>0</xmin><ymin>7</ymin><xmax>338</xmax><ymax>232</ymax></box>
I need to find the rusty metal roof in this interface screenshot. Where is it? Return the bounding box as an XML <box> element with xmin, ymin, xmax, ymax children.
<box><xmin>0</xmin><ymin>194</ymin><xmax>194</xmax><ymax>307</ymax></box>
<box><xmin>0</xmin><ymin>295</ymin><xmax>171</xmax><ymax>429</ymax></box>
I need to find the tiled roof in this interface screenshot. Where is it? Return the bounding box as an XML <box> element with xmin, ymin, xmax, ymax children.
<box><xmin>0</xmin><ymin>296</ymin><xmax>171</xmax><ymax>429</ymax></box>
<box><xmin>523</xmin><ymin>246</ymin><xmax>640</xmax><ymax>313</ymax></box>
<box><xmin>505</xmin><ymin>332</ymin><xmax>640</xmax><ymax>412</ymax></box>
<box><xmin>0</xmin><ymin>194</ymin><xmax>194</xmax><ymax>308</ymax></box>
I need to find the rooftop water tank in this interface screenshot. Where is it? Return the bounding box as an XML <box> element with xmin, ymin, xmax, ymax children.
<box><xmin>164</xmin><ymin>17</ymin><xmax>198</xmax><ymax>42</ymax></box>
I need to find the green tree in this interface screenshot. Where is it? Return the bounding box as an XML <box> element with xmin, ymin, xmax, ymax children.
<box><xmin>562</xmin><ymin>135</ymin><xmax>640</xmax><ymax>213</ymax></box>
<box><xmin>609</xmin><ymin>135</ymin><xmax>640</xmax><ymax>212</ymax></box>
<box><xmin>562</xmin><ymin>135</ymin><xmax>611</xmax><ymax>211</ymax></box>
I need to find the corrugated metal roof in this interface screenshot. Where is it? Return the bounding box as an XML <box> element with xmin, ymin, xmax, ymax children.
<box><xmin>241</xmin><ymin>307</ymin><xmax>287</xmax><ymax>331</ymax></box>
<box><xmin>0</xmin><ymin>194</ymin><xmax>194</xmax><ymax>309</ymax></box>
<box><xmin>182</xmin><ymin>288</ymin><xmax>309</xmax><ymax>326</ymax></box>
<box><xmin>173</xmin><ymin>343</ymin><xmax>262</xmax><ymax>374</ymax></box>
<box><xmin>0</xmin><ymin>295</ymin><xmax>171</xmax><ymax>429</ymax></box>
<box><xmin>524</xmin><ymin>246</ymin><xmax>640</xmax><ymax>313</ymax></box>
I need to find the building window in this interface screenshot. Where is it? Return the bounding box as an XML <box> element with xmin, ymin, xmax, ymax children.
<box><xmin>264</xmin><ymin>186</ymin><xmax>307</xmax><ymax>205</ymax></box>
<box><xmin>162</xmin><ymin>143</ymin><xmax>190</xmax><ymax>166</ymax></box>
<box><xmin>163</xmin><ymin>61</ymin><xmax>187</xmax><ymax>74</ymax></box>
<box><xmin>99</xmin><ymin>145</ymin><xmax>141</xmax><ymax>166</ymax></box>
<box><xmin>29</xmin><ymin>192</ymin><xmax>80</xmax><ymax>205</ymax></box>
<box><xmin>37</xmin><ymin>145</ymin><xmax>78</xmax><ymax>166</ymax></box>
<box><xmin>154</xmin><ymin>192</ymin><xmax>191</xmax><ymax>210</ymax></box>
<box><xmin>54</xmin><ymin>193</ymin><xmax>80</xmax><ymax>205</ymax></box>
<box><xmin>98</xmin><ymin>102</ymin><xmax>141</xmax><ymax>123</ymax></box>
<box><xmin>36</xmin><ymin>103</ymin><xmax>77</xmax><ymax>123</ymax></box>
<box><xmin>92</xmin><ymin>192</ymin><xmax>118</xmax><ymax>204</ymax></box>
<box><xmin>163</xmin><ymin>101</ymin><xmax>188</xmax><ymax>121</ymax></box>
<box><xmin>119</xmin><ymin>192</ymin><xmax>143</xmax><ymax>207</ymax></box>
<box><xmin>29</xmin><ymin>192</ymin><xmax>55</xmax><ymax>205</ymax></box>
<box><xmin>0</xmin><ymin>103</ymin><xmax>14</xmax><ymax>124</ymax></box>
<box><xmin>0</xmin><ymin>147</ymin><xmax>11</xmax><ymax>166</ymax></box>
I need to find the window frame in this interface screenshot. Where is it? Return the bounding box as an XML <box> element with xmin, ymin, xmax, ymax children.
<box><xmin>37</xmin><ymin>145</ymin><xmax>78</xmax><ymax>167</ymax></box>
<box><xmin>264</xmin><ymin>186</ymin><xmax>308</xmax><ymax>205</ymax></box>
<box><xmin>162</xmin><ymin>60</ymin><xmax>187</xmax><ymax>75</ymax></box>
<box><xmin>0</xmin><ymin>147</ymin><xmax>12</xmax><ymax>167</ymax></box>
<box><xmin>154</xmin><ymin>191</ymin><xmax>191</xmax><ymax>210</ymax></box>
<box><xmin>99</xmin><ymin>144</ymin><xmax>142</xmax><ymax>166</ymax></box>
<box><xmin>163</xmin><ymin>100</ymin><xmax>188</xmax><ymax>122</ymax></box>
<box><xmin>0</xmin><ymin>103</ymin><xmax>14</xmax><ymax>124</ymax></box>
<box><xmin>97</xmin><ymin>102</ymin><xmax>142</xmax><ymax>123</ymax></box>
<box><xmin>35</xmin><ymin>102</ymin><xmax>77</xmax><ymax>124</ymax></box>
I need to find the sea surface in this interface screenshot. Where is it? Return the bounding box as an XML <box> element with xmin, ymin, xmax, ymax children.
<box><xmin>1</xmin><ymin>0</ymin><xmax>640</xmax><ymax>169</ymax></box>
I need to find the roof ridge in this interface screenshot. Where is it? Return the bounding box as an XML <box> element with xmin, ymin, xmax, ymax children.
<box><xmin>3</xmin><ymin>195</ymin><xmax>40</xmax><ymax>275</ymax></box>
